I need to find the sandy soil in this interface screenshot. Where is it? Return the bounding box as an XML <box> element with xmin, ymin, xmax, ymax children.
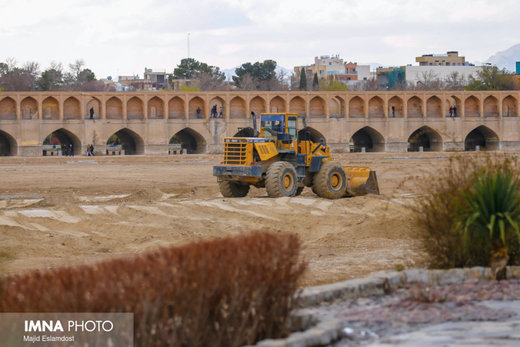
<box><xmin>0</xmin><ymin>153</ymin><xmax>460</xmax><ymax>286</ymax></box>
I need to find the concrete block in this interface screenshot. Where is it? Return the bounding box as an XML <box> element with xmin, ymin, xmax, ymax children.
<box><xmin>438</xmin><ymin>268</ymin><xmax>465</xmax><ymax>285</ymax></box>
<box><xmin>404</xmin><ymin>268</ymin><xmax>429</xmax><ymax>284</ymax></box>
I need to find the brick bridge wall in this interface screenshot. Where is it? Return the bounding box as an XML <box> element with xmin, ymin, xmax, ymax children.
<box><xmin>0</xmin><ymin>91</ymin><xmax>519</xmax><ymax>156</ymax></box>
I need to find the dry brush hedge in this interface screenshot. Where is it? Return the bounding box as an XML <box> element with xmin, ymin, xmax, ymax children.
<box><xmin>0</xmin><ymin>232</ymin><xmax>306</xmax><ymax>346</ymax></box>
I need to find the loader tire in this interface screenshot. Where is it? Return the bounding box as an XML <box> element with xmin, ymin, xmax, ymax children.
<box><xmin>266</xmin><ymin>161</ymin><xmax>297</xmax><ymax>197</ymax></box>
<box><xmin>313</xmin><ymin>162</ymin><xmax>347</xmax><ymax>199</ymax></box>
<box><xmin>219</xmin><ymin>181</ymin><xmax>250</xmax><ymax>197</ymax></box>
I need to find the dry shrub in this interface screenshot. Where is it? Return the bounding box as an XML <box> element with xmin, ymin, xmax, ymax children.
<box><xmin>0</xmin><ymin>232</ymin><xmax>306</xmax><ymax>346</ymax></box>
<box><xmin>408</xmin><ymin>283</ymin><xmax>447</xmax><ymax>303</ymax></box>
<box><xmin>413</xmin><ymin>154</ymin><xmax>520</xmax><ymax>268</ymax></box>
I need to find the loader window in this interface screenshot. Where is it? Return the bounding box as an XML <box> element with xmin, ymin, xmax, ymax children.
<box><xmin>262</xmin><ymin>120</ymin><xmax>283</xmax><ymax>136</ymax></box>
<box><xmin>287</xmin><ymin>117</ymin><xmax>297</xmax><ymax>139</ymax></box>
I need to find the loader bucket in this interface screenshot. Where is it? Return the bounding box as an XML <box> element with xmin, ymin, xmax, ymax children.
<box><xmin>344</xmin><ymin>167</ymin><xmax>380</xmax><ymax>196</ymax></box>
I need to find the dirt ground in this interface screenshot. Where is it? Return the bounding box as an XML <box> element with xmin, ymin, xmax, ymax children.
<box><xmin>0</xmin><ymin>152</ymin><xmax>463</xmax><ymax>286</ymax></box>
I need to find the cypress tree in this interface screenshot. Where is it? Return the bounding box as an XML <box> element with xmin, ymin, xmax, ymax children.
<box><xmin>312</xmin><ymin>73</ymin><xmax>319</xmax><ymax>91</ymax></box>
<box><xmin>299</xmin><ymin>68</ymin><xmax>307</xmax><ymax>91</ymax></box>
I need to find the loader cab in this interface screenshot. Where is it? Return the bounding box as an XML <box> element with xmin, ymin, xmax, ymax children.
<box><xmin>260</xmin><ymin>113</ymin><xmax>298</xmax><ymax>150</ymax></box>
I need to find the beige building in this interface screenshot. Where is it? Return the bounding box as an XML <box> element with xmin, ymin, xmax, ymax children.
<box><xmin>416</xmin><ymin>51</ymin><xmax>466</xmax><ymax>66</ymax></box>
<box><xmin>294</xmin><ymin>56</ymin><xmax>371</xmax><ymax>87</ymax></box>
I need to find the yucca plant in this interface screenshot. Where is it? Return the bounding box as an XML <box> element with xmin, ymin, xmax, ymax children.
<box><xmin>459</xmin><ymin>169</ymin><xmax>520</xmax><ymax>279</ymax></box>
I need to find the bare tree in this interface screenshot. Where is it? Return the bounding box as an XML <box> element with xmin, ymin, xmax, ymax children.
<box><xmin>443</xmin><ymin>71</ymin><xmax>466</xmax><ymax>90</ymax></box>
<box><xmin>413</xmin><ymin>71</ymin><xmax>442</xmax><ymax>90</ymax></box>
<box><xmin>238</xmin><ymin>74</ymin><xmax>258</xmax><ymax>91</ymax></box>
<box><xmin>352</xmin><ymin>77</ymin><xmax>378</xmax><ymax>91</ymax></box>
<box><xmin>0</xmin><ymin>58</ymin><xmax>39</xmax><ymax>91</ymax></box>
<box><xmin>198</xmin><ymin>72</ymin><xmax>230</xmax><ymax>91</ymax></box>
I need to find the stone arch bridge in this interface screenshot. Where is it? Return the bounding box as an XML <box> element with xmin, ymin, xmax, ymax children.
<box><xmin>0</xmin><ymin>91</ymin><xmax>519</xmax><ymax>156</ymax></box>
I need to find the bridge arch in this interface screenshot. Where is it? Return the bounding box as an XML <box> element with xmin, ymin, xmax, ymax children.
<box><xmin>107</xmin><ymin>128</ymin><xmax>144</xmax><ymax>155</ymax></box>
<box><xmin>0</xmin><ymin>96</ymin><xmax>16</xmax><ymax>120</ymax></box>
<box><xmin>106</xmin><ymin>96</ymin><xmax>123</xmax><ymax>119</ymax></box>
<box><xmin>148</xmin><ymin>96</ymin><xmax>164</xmax><ymax>119</ymax></box>
<box><xmin>169</xmin><ymin>128</ymin><xmax>207</xmax><ymax>154</ymax></box>
<box><xmin>86</xmin><ymin>97</ymin><xmax>101</xmax><ymax>119</ymax></box>
<box><xmin>368</xmin><ymin>96</ymin><xmax>384</xmax><ymax>118</ymax></box>
<box><xmin>388</xmin><ymin>96</ymin><xmax>404</xmax><ymax>118</ymax></box>
<box><xmin>168</xmin><ymin>96</ymin><xmax>185</xmax><ymax>119</ymax></box>
<box><xmin>464</xmin><ymin>125</ymin><xmax>499</xmax><ymax>151</ymax></box>
<box><xmin>483</xmin><ymin>96</ymin><xmax>499</xmax><ymax>118</ymax></box>
<box><xmin>209</xmin><ymin>96</ymin><xmax>224</xmax><ymax>118</ymax></box>
<box><xmin>127</xmin><ymin>96</ymin><xmax>144</xmax><ymax>120</ymax></box>
<box><xmin>270</xmin><ymin>96</ymin><xmax>286</xmax><ymax>112</ymax></box>
<box><xmin>503</xmin><ymin>95</ymin><xmax>518</xmax><ymax>117</ymax></box>
<box><xmin>21</xmin><ymin>96</ymin><xmax>38</xmax><ymax>119</ymax></box>
<box><xmin>188</xmin><ymin>96</ymin><xmax>205</xmax><ymax>119</ymax></box>
<box><xmin>250</xmin><ymin>96</ymin><xmax>266</xmax><ymax>115</ymax></box>
<box><xmin>0</xmin><ymin>129</ymin><xmax>17</xmax><ymax>156</ymax></box>
<box><xmin>234</xmin><ymin>127</ymin><xmax>255</xmax><ymax>137</ymax></box>
<box><xmin>230</xmin><ymin>96</ymin><xmax>246</xmax><ymax>119</ymax></box>
<box><xmin>298</xmin><ymin>126</ymin><xmax>326</xmax><ymax>144</ymax></box>
<box><xmin>331</xmin><ymin>96</ymin><xmax>345</xmax><ymax>118</ymax></box>
<box><xmin>426</xmin><ymin>96</ymin><xmax>442</xmax><ymax>118</ymax></box>
<box><xmin>63</xmin><ymin>96</ymin><xmax>81</xmax><ymax>120</ymax></box>
<box><xmin>464</xmin><ymin>95</ymin><xmax>479</xmax><ymax>117</ymax></box>
<box><xmin>407</xmin><ymin>96</ymin><xmax>423</xmax><ymax>118</ymax></box>
<box><xmin>408</xmin><ymin>126</ymin><xmax>442</xmax><ymax>152</ymax></box>
<box><xmin>309</xmin><ymin>96</ymin><xmax>325</xmax><ymax>118</ymax></box>
<box><xmin>43</xmin><ymin>128</ymin><xmax>81</xmax><ymax>155</ymax></box>
<box><xmin>350</xmin><ymin>126</ymin><xmax>385</xmax><ymax>152</ymax></box>
<box><xmin>289</xmin><ymin>96</ymin><xmax>306</xmax><ymax>117</ymax></box>
<box><xmin>42</xmin><ymin>96</ymin><xmax>59</xmax><ymax>120</ymax></box>
<box><xmin>446</xmin><ymin>95</ymin><xmax>462</xmax><ymax>116</ymax></box>
<box><xmin>349</xmin><ymin>96</ymin><xmax>364</xmax><ymax>118</ymax></box>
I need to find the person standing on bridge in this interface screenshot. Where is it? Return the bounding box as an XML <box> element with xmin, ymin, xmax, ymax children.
<box><xmin>219</xmin><ymin>106</ymin><xmax>223</xmax><ymax>118</ymax></box>
<box><xmin>196</xmin><ymin>107</ymin><xmax>201</xmax><ymax>119</ymax></box>
<box><xmin>89</xmin><ymin>107</ymin><xmax>94</xmax><ymax>119</ymax></box>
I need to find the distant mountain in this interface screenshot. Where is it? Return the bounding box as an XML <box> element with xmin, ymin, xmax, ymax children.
<box><xmin>487</xmin><ymin>44</ymin><xmax>520</xmax><ymax>72</ymax></box>
<box><xmin>222</xmin><ymin>66</ymin><xmax>293</xmax><ymax>81</ymax></box>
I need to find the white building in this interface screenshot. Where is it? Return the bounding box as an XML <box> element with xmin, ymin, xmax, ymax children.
<box><xmin>405</xmin><ymin>65</ymin><xmax>484</xmax><ymax>85</ymax></box>
<box><xmin>314</xmin><ymin>55</ymin><xmax>345</xmax><ymax>76</ymax></box>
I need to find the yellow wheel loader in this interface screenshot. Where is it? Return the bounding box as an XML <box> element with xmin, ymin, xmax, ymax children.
<box><xmin>213</xmin><ymin>113</ymin><xmax>379</xmax><ymax>199</ymax></box>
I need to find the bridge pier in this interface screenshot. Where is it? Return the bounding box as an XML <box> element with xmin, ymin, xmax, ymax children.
<box><xmin>145</xmin><ymin>144</ymin><xmax>169</xmax><ymax>155</ymax></box>
<box><xmin>443</xmin><ymin>142</ymin><xmax>465</xmax><ymax>152</ymax></box>
<box><xmin>386</xmin><ymin>142</ymin><xmax>409</xmax><ymax>153</ymax></box>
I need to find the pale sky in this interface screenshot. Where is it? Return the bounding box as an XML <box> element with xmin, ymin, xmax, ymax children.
<box><xmin>1</xmin><ymin>0</ymin><xmax>519</xmax><ymax>79</ymax></box>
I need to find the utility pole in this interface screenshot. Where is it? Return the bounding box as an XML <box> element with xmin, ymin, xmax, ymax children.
<box><xmin>187</xmin><ymin>33</ymin><xmax>191</xmax><ymax>79</ymax></box>
<box><xmin>187</xmin><ymin>33</ymin><xmax>191</xmax><ymax>59</ymax></box>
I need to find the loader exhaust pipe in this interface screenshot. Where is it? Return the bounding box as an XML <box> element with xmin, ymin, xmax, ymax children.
<box><xmin>251</xmin><ymin>112</ymin><xmax>258</xmax><ymax>136</ymax></box>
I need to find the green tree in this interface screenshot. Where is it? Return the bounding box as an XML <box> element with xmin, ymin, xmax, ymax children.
<box><xmin>37</xmin><ymin>62</ymin><xmax>64</xmax><ymax>91</ymax></box>
<box><xmin>319</xmin><ymin>78</ymin><xmax>348</xmax><ymax>91</ymax></box>
<box><xmin>299</xmin><ymin>68</ymin><xmax>307</xmax><ymax>91</ymax></box>
<box><xmin>233</xmin><ymin>60</ymin><xmax>277</xmax><ymax>89</ymax></box>
<box><xmin>466</xmin><ymin>66</ymin><xmax>516</xmax><ymax>91</ymax></box>
<box><xmin>312</xmin><ymin>73</ymin><xmax>319</xmax><ymax>91</ymax></box>
<box><xmin>172</xmin><ymin>58</ymin><xmax>225</xmax><ymax>91</ymax></box>
<box><xmin>178</xmin><ymin>81</ymin><xmax>201</xmax><ymax>92</ymax></box>
<box><xmin>173</xmin><ymin>58</ymin><xmax>224</xmax><ymax>80</ymax></box>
